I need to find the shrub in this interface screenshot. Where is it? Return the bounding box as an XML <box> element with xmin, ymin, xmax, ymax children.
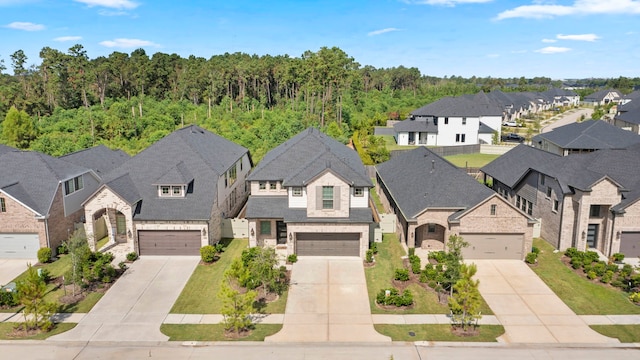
<box><xmin>214</xmin><ymin>243</ymin><xmax>225</xmax><ymax>254</ymax></box>
<box><xmin>126</xmin><ymin>252</ymin><xmax>138</xmax><ymax>262</ymax></box>
<box><xmin>600</xmin><ymin>270</ymin><xmax>614</xmax><ymax>284</ymax></box>
<box><xmin>118</xmin><ymin>261</ymin><xmax>128</xmax><ymax>271</ymax></box>
<box><xmin>611</xmin><ymin>279</ymin><xmax>625</xmax><ymax>289</ymax></box>
<box><xmin>394</xmin><ymin>268</ymin><xmax>410</xmax><ymax>281</ymax></box>
<box><xmin>287</xmin><ymin>254</ymin><xmax>298</xmax><ymax>264</ymax></box>
<box><xmin>620</xmin><ymin>264</ymin><xmax>634</xmax><ymax>278</ymax></box>
<box><xmin>365</xmin><ymin>250</ymin><xmax>374</xmax><ymax>263</ymax></box>
<box><xmin>571</xmin><ymin>258</ymin><xmax>583</xmax><ymax>269</ymax></box>
<box><xmin>525</xmin><ymin>252</ymin><xmax>538</xmax><ymax>264</ymax></box>
<box><xmin>200</xmin><ymin>245</ymin><xmax>217</xmax><ymax>263</ymax></box>
<box><xmin>38</xmin><ymin>268</ymin><xmax>51</xmax><ymax>283</ymax></box>
<box><xmin>587</xmin><ymin>270</ymin><xmax>598</xmax><ymax>280</ymax></box>
<box><xmin>0</xmin><ymin>291</ymin><xmax>18</xmax><ymax>307</ymax></box>
<box><xmin>593</xmin><ymin>262</ymin><xmax>607</xmax><ymax>277</ymax></box>
<box><xmin>409</xmin><ymin>254</ymin><xmax>421</xmax><ymax>274</ymax></box>
<box><xmin>57</xmin><ymin>243</ymin><xmax>68</xmax><ymax>255</ymax></box>
<box><xmin>408</xmin><ymin>247</ymin><xmax>415</xmax><ymax>257</ymax></box>
<box><xmin>370</xmin><ymin>242</ymin><xmax>378</xmax><ymax>254</ymax></box>
<box><xmin>629</xmin><ymin>292</ymin><xmax>640</xmax><ymax>304</ymax></box>
<box><xmin>376</xmin><ymin>288</ymin><xmax>413</xmax><ymax>307</ymax></box>
<box><xmin>564</xmin><ymin>247</ymin><xmax>579</xmax><ymax>258</ymax></box>
<box><xmin>605</xmin><ymin>264</ymin><xmax>619</xmax><ymax>274</ymax></box>
<box><xmin>584</xmin><ymin>251</ymin><xmax>600</xmax><ymax>264</ymax></box>
<box><xmin>37</xmin><ymin>248</ymin><xmax>52</xmax><ymax>264</ymax></box>
<box><xmin>428</xmin><ymin>251</ymin><xmax>447</xmax><ymax>263</ymax></box>
<box><xmin>531</xmin><ymin>246</ymin><xmax>540</xmax><ymax>254</ymax></box>
<box><xmin>612</xmin><ymin>253</ymin><xmax>625</xmax><ymax>262</ymax></box>
<box><xmin>421</xmin><ymin>264</ymin><xmax>438</xmax><ymax>282</ymax></box>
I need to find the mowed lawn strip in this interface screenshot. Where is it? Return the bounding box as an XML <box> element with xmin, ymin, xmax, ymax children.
<box><xmin>160</xmin><ymin>324</ymin><xmax>282</xmax><ymax>341</ymax></box>
<box><xmin>365</xmin><ymin>234</ymin><xmax>492</xmax><ymax>315</ymax></box>
<box><xmin>170</xmin><ymin>238</ymin><xmax>288</xmax><ymax>314</ymax></box>
<box><xmin>374</xmin><ymin>324</ymin><xmax>504</xmax><ymax>342</ymax></box>
<box><xmin>590</xmin><ymin>325</ymin><xmax>640</xmax><ymax>343</ymax></box>
<box><xmin>0</xmin><ymin>323</ymin><xmax>76</xmax><ymax>340</ymax></box>
<box><xmin>530</xmin><ymin>238</ymin><xmax>640</xmax><ymax>315</ymax></box>
<box><xmin>443</xmin><ymin>153</ymin><xmax>500</xmax><ymax>168</ymax></box>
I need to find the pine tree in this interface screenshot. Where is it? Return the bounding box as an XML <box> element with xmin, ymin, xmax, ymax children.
<box><xmin>448</xmin><ymin>263</ymin><xmax>482</xmax><ymax>331</ymax></box>
<box><xmin>16</xmin><ymin>264</ymin><xmax>58</xmax><ymax>332</ymax></box>
<box><xmin>218</xmin><ymin>279</ymin><xmax>256</xmax><ymax>334</ymax></box>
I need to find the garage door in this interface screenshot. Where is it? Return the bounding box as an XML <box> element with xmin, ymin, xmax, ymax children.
<box><xmin>138</xmin><ymin>230</ymin><xmax>201</xmax><ymax>255</ymax></box>
<box><xmin>620</xmin><ymin>232</ymin><xmax>640</xmax><ymax>258</ymax></box>
<box><xmin>460</xmin><ymin>233</ymin><xmax>524</xmax><ymax>260</ymax></box>
<box><xmin>296</xmin><ymin>232</ymin><xmax>360</xmax><ymax>257</ymax></box>
<box><xmin>0</xmin><ymin>233</ymin><xmax>40</xmax><ymax>259</ymax></box>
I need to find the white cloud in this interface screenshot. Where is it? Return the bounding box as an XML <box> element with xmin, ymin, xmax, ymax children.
<box><xmin>74</xmin><ymin>0</ymin><xmax>138</xmax><ymax>9</ymax></box>
<box><xmin>54</xmin><ymin>36</ymin><xmax>83</xmax><ymax>42</ymax></box>
<box><xmin>99</xmin><ymin>38</ymin><xmax>159</xmax><ymax>48</ymax></box>
<box><xmin>5</xmin><ymin>21</ymin><xmax>45</xmax><ymax>31</ymax></box>
<box><xmin>557</xmin><ymin>33</ymin><xmax>600</xmax><ymax>41</ymax></box>
<box><xmin>497</xmin><ymin>0</ymin><xmax>640</xmax><ymax>20</ymax></box>
<box><xmin>402</xmin><ymin>0</ymin><xmax>493</xmax><ymax>6</ymax></box>
<box><xmin>535</xmin><ymin>46</ymin><xmax>571</xmax><ymax>54</ymax></box>
<box><xmin>542</xmin><ymin>38</ymin><xmax>557</xmax><ymax>43</ymax></box>
<box><xmin>368</xmin><ymin>28</ymin><xmax>401</xmax><ymax>36</ymax></box>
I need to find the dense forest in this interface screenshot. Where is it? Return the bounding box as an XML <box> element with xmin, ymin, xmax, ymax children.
<box><xmin>1</xmin><ymin>45</ymin><xmax>639</xmax><ymax>163</ymax></box>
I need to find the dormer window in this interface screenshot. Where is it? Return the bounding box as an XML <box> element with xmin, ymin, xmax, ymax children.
<box><xmin>159</xmin><ymin>185</ymin><xmax>185</xmax><ymax>197</ymax></box>
<box><xmin>64</xmin><ymin>176</ymin><xmax>83</xmax><ymax>195</ymax></box>
<box><xmin>354</xmin><ymin>187</ymin><xmax>364</xmax><ymax>197</ymax></box>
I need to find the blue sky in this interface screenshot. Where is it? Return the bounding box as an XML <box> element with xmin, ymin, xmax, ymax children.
<box><xmin>1</xmin><ymin>0</ymin><xmax>639</xmax><ymax>79</ymax></box>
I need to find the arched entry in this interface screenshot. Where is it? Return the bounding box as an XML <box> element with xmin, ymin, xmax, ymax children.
<box><xmin>415</xmin><ymin>223</ymin><xmax>446</xmax><ymax>250</ymax></box>
<box><xmin>90</xmin><ymin>208</ymin><xmax>128</xmax><ymax>249</ymax></box>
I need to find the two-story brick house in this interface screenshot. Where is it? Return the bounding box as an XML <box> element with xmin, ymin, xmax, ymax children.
<box><xmin>245</xmin><ymin>128</ymin><xmax>373</xmax><ymax>258</ymax></box>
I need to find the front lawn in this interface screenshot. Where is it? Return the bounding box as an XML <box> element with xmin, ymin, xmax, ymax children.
<box><xmin>365</xmin><ymin>234</ymin><xmax>492</xmax><ymax>315</ymax></box>
<box><xmin>530</xmin><ymin>238</ymin><xmax>640</xmax><ymax>315</ymax></box>
<box><xmin>0</xmin><ymin>323</ymin><xmax>76</xmax><ymax>340</ymax></box>
<box><xmin>160</xmin><ymin>324</ymin><xmax>282</xmax><ymax>341</ymax></box>
<box><xmin>374</xmin><ymin>324</ymin><xmax>504</xmax><ymax>342</ymax></box>
<box><xmin>590</xmin><ymin>325</ymin><xmax>640</xmax><ymax>343</ymax></box>
<box><xmin>443</xmin><ymin>153</ymin><xmax>500</xmax><ymax>168</ymax></box>
<box><xmin>170</xmin><ymin>238</ymin><xmax>288</xmax><ymax>314</ymax></box>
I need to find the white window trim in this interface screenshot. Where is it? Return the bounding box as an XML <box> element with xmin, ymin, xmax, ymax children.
<box><xmin>292</xmin><ymin>187</ymin><xmax>303</xmax><ymax>197</ymax></box>
<box><xmin>158</xmin><ymin>185</ymin><xmax>185</xmax><ymax>197</ymax></box>
<box><xmin>354</xmin><ymin>187</ymin><xmax>364</xmax><ymax>197</ymax></box>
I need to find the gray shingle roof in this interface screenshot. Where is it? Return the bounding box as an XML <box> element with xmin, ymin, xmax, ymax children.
<box><xmin>584</xmin><ymin>89</ymin><xmax>621</xmax><ymax>102</ymax></box>
<box><xmin>480</xmin><ymin>144</ymin><xmax>560</xmax><ymax>188</ymax></box>
<box><xmin>245</xmin><ymin>195</ymin><xmax>372</xmax><ymax>223</ymax></box>
<box><xmin>478</xmin><ymin>122</ymin><xmax>495</xmax><ymax>134</ymax></box>
<box><xmin>531</xmin><ymin>120</ymin><xmax>640</xmax><ymax>150</ymax></box>
<box><xmin>616</xmin><ymin>107</ymin><xmax>640</xmax><ymax>125</ymax></box>
<box><xmin>393</xmin><ymin>118</ymin><xmax>438</xmax><ymax>132</ymax></box>
<box><xmin>375</xmin><ymin>147</ymin><xmax>494</xmax><ymax>220</ymax></box>
<box><xmin>101</xmin><ymin>125</ymin><xmax>248</xmax><ymax>221</ymax></box>
<box><xmin>247</xmin><ymin>127</ymin><xmax>371</xmax><ymax>187</ymax></box>
<box><xmin>60</xmin><ymin>145</ymin><xmax>130</xmax><ymax>177</ymax></box>
<box><xmin>0</xmin><ymin>150</ymin><xmax>92</xmax><ymax>215</ymax></box>
<box><xmin>411</xmin><ymin>95</ymin><xmax>503</xmax><ymax>117</ymax></box>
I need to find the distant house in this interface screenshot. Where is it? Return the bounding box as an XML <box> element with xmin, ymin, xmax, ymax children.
<box><xmin>376</xmin><ymin>147</ymin><xmax>535</xmax><ymax>260</ymax></box>
<box><xmin>245</xmin><ymin>128</ymin><xmax>373</xmax><ymax>258</ymax></box>
<box><xmin>393</xmin><ymin>92</ymin><xmax>503</xmax><ymax>146</ymax></box>
<box><xmin>583</xmin><ymin>89</ymin><xmax>623</xmax><ymax>106</ymax></box>
<box><xmin>82</xmin><ymin>125</ymin><xmax>251</xmax><ymax>255</ymax></box>
<box><xmin>481</xmin><ymin>144</ymin><xmax>640</xmax><ymax>258</ymax></box>
<box><xmin>613</xmin><ymin>96</ymin><xmax>640</xmax><ymax>135</ymax></box>
<box><xmin>0</xmin><ymin>147</ymin><xmax>101</xmax><ymax>258</ymax></box>
<box><xmin>532</xmin><ymin>120</ymin><xmax>640</xmax><ymax>156</ymax></box>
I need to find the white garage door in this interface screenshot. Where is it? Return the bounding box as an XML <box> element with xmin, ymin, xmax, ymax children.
<box><xmin>0</xmin><ymin>233</ymin><xmax>40</xmax><ymax>259</ymax></box>
<box><xmin>460</xmin><ymin>233</ymin><xmax>525</xmax><ymax>260</ymax></box>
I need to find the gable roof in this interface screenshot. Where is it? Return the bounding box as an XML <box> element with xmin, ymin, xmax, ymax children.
<box><xmin>376</xmin><ymin>147</ymin><xmax>494</xmax><ymax>220</ymax></box>
<box><xmin>481</xmin><ymin>144</ymin><xmax>560</xmax><ymax>188</ymax></box>
<box><xmin>247</xmin><ymin>127</ymin><xmax>371</xmax><ymax>187</ymax></box>
<box><xmin>0</xmin><ymin>150</ymin><xmax>92</xmax><ymax>216</ymax></box>
<box><xmin>584</xmin><ymin>89</ymin><xmax>622</xmax><ymax>102</ymax></box>
<box><xmin>532</xmin><ymin>120</ymin><xmax>640</xmax><ymax>150</ymax></box>
<box><xmin>60</xmin><ymin>145</ymin><xmax>131</xmax><ymax>177</ymax></box>
<box><xmin>100</xmin><ymin>125</ymin><xmax>248</xmax><ymax>221</ymax></box>
<box><xmin>411</xmin><ymin>94</ymin><xmax>503</xmax><ymax>118</ymax></box>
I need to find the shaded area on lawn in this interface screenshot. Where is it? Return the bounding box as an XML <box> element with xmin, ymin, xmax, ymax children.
<box><xmin>170</xmin><ymin>238</ymin><xmax>288</xmax><ymax>314</ymax></box>
<box><xmin>365</xmin><ymin>234</ymin><xmax>492</xmax><ymax>315</ymax></box>
<box><xmin>0</xmin><ymin>322</ymin><xmax>76</xmax><ymax>340</ymax></box>
<box><xmin>160</xmin><ymin>324</ymin><xmax>282</xmax><ymax>341</ymax></box>
<box><xmin>590</xmin><ymin>325</ymin><xmax>640</xmax><ymax>343</ymax></box>
<box><xmin>374</xmin><ymin>324</ymin><xmax>504</xmax><ymax>342</ymax></box>
<box><xmin>531</xmin><ymin>239</ymin><xmax>640</xmax><ymax>315</ymax></box>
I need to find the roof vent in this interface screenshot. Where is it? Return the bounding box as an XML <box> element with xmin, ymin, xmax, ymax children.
<box><xmin>430</xmin><ymin>159</ymin><xmax>435</xmax><ymax>173</ymax></box>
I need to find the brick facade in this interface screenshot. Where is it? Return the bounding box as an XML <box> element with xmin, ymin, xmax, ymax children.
<box><xmin>0</xmin><ymin>193</ymin><xmax>47</xmax><ymax>248</ymax></box>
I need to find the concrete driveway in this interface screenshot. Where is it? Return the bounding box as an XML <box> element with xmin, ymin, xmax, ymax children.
<box><xmin>49</xmin><ymin>256</ymin><xmax>198</xmax><ymax>342</ymax></box>
<box><xmin>266</xmin><ymin>257</ymin><xmax>390</xmax><ymax>342</ymax></box>
<box><xmin>472</xmin><ymin>260</ymin><xmax>617</xmax><ymax>344</ymax></box>
<box><xmin>0</xmin><ymin>258</ymin><xmax>34</xmax><ymax>285</ymax></box>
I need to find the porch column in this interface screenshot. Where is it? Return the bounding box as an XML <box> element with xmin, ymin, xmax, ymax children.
<box><xmin>408</xmin><ymin>224</ymin><xmax>417</xmax><ymax>249</ymax></box>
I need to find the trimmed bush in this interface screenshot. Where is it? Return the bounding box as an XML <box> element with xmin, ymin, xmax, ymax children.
<box><xmin>200</xmin><ymin>245</ymin><xmax>217</xmax><ymax>263</ymax></box>
<box><xmin>587</xmin><ymin>270</ymin><xmax>598</xmax><ymax>280</ymax></box>
<box><xmin>57</xmin><ymin>243</ymin><xmax>68</xmax><ymax>255</ymax></box>
<box><xmin>421</xmin><ymin>263</ymin><xmax>438</xmax><ymax>282</ymax></box>
<box><xmin>409</xmin><ymin>254</ymin><xmax>421</xmax><ymax>274</ymax></box>
<box><xmin>525</xmin><ymin>252</ymin><xmax>537</xmax><ymax>264</ymax></box>
<box><xmin>365</xmin><ymin>250</ymin><xmax>374</xmax><ymax>263</ymax></box>
<box><xmin>600</xmin><ymin>270</ymin><xmax>614</xmax><ymax>284</ymax></box>
<box><xmin>370</xmin><ymin>242</ymin><xmax>378</xmax><ymax>254</ymax></box>
<box><xmin>38</xmin><ymin>268</ymin><xmax>52</xmax><ymax>283</ymax></box>
<box><xmin>126</xmin><ymin>252</ymin><xmax>138</xmax><ymax>262</ymax></box>
<box><xmin>584</xmin><ymin>251</ymin><xmax>599</xmax><ymax>264</ymax></box>
<box><xmin>287</xmin><ymin>254</ymin><xmax>298</xmax><ymax>264</ymax></box>
<box><xmin>564</xmin><ymin>247</ymin><xmax>579</xmax><ymax>258</ymax></box>
<box><xmin>593</xmin><ymin>262</ymin><xmax>607</xmax><ymax>277</ymax></box>
<box><xmin>428</xmin><ymin>251</ymin><xmax>447</xmax><ymax>263</ymax></box>
<box><xmin>531</xmin><ymin>246</ymin><xmax>540</xmax><ymax>254</ymax></box>
<box><xmin>408</xmin><ymin>247</ymin><xmax>415</xmax><ymax>257</ymax></box>
<box><xmin>376</xmin><ymin>288</ymin><xmax>413</xmax><ymax>307</ymax></box>
<box><xmin>621</xmin><ymin>264</ymin><xmax>634</xmax><ymax>278</ymax></box>
<box><xmin>629</xmin><ymin>292</ymin><xmax>640</xmax><ymax>304</ymax></box>
<box><xmin>0</xmin><ymin>291</ymin><xmax>17</xmax><ymax>307</ymax></box>
<box><xmin>612</xmin><ymin>253</ymin><xmax>625</xmax><ymax>262</ymax></box>
<box><xmin>571</xmin><ymin>258</ymin><xmax>583</xmax><ymax>269</ymax></box>
<box><xmin>394</xmin><ymin>268</ymin><xmax>410</xmax><ymax>281</ymax></box>
<box><xmin>37</xmin><ymin>247</ymin><xmax>52</xmax><ymax>264</ymax></box>
<box><xmin>214</xmin><ymin>243</ymin><xmax>225</xmax><ymax>254</ymax></box>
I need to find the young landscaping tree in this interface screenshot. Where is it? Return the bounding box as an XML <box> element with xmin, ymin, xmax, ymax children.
<box><xmin>16</xmin><ymin>264</ymin><xmax>59</xmax><ymax>332</ymax></box>
<box><xmin>448</xmin><ymin>263</ymin><xmax>482</xmax><ymax>332</ymax></box>
<box><xmin>218</xmin><ymin>279</ymin><xmax>256</xmax><ymax>334</ymax></box>
<box><xmin>441</xmin><ymin>234</ymin><xmax>469</xmax><ymax>295</ymax></box>
<box><xmin>65</xmin><ymin>230</ymin><xmax>91</xmax><ymax>296</ymax></box>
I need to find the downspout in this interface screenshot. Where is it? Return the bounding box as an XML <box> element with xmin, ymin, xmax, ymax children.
<box><xmin>44</xmin><ymin>218</ymin><xmax>51</xmax><ymax>249</ymax></box>
<box><xmin>608</xmin><ymin>210</ymin><xmax>616</xmax><ymax>257</ymax></box>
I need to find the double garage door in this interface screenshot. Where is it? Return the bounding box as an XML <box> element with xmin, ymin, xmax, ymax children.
<box><xmin>0</xmin><ymin>233</ymin><xmax>40</xmax><ymax>259</ymax></box>
<box><xmin>460</xmin><ymin>233</ymin><xmax>525</xmax><ymax>260</ymax></box>
<box><xmin>296</xmin><ymin>232</ymin><xmax>360</xmax><ymax>257</ymax></box>
<box><xmin>138</xmin><ymin>230</ymin><xmax>201</xmax><ymax>256</ymax></box>
<box><xmin>620</xmin><ymin>232</ymin><xmax>640</xmax><ymax>258</ymax></box>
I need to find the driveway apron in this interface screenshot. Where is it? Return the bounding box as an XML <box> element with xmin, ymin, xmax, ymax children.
<box><xmin>49</xmin><ymin>256</ymin><xmax>198</xmax><ymax>342</ymax></box>
<box><xmin>472</xmin><ymin>260</ymin><xmax>617</xmax><ymax>344</ymax></box>
<box><xmin>266</xmin><ymin>257</ymin><xmax>390</xmax><ymax>342</ymax></box>
<box><xmin>0</xmin><ymin>258</ymin><xmax>34</xmax><ymax>286</ymax></box>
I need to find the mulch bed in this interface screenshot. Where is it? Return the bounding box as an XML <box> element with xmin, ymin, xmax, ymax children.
<box><xmin>451</xmin><ymin>326</ymin><xmax>480</xmax><ymax>337</ymax></box>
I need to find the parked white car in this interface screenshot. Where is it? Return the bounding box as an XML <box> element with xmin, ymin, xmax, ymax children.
<box><xmin>503</xmin><ymin>121</ymin><xmax>520</xmax><ymax>127</ymax></box>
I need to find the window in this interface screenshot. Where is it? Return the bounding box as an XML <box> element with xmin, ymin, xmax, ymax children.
<box><xmin>64</xmin><ymin>175</ymin><xmax>83</xmax><ymax>195</ymax></box>
<box><xmin>546</xmin><ymin>187</ymin><xmax>552</xmax><ymax>198</ymax></box>
<box><xmin>292</xmin><ymin>187</ymin><xmax>303</xmax><ymax>197</ymax></box>
<box><xmin>259</xmin><ymin>181</ymin><xmax>266</xmax><ymax>190</ymax></box>
<box><xmin>270</xmin><ymin>182</ymin><xmax>277</xmax><ymax>190</ymax></box>
<box><xmin>490</xmin><ymin>204</ymin><xmax>497</xmax><ymax>215</ymax></box>
<box><xmin>226</xmin><ymin>164</ymin><xmax>237</xmax><ymax>187</ymax></box>
<box><xmin>462</xmin><ymin>117</ymin><xmax>467</xmax><ymax>125</ymax></box>
<box><xmin>354</xmin><ymin>187</ymin><xmax>364</xmax><ymax>197</ymax></box>
<box><xmin>159</xmin><ymin>185</ymin><xmax>185</xmax><ymax>197</ymax></box>
<box><xmin>516</xmin><ymin>195</ymin><xmax>521</xmax><ymax>209</ymax></box>
<box><xmin>161</xmin><ymin>186</ymin><xmax>170</xmax><ymax>196</ymax></box>
<box><xmin>322</xmin><ymin>186</ymin><xmax>334</xmax><ymax>209</ymax></box>
<box><xmin>0</xmin><ymin>197</ymin><xmax>5</xmax><ymax>212</ymax></box>
<box><xmin>428</xmin><ymin>224</ymin><xmax>436</xmax><ymax>233</ymax></box>
<box><xmin>455</xmin><ymin>134</ymin><xmax>466</xmax><ymax>143</ymax></box>
<box><xmin>116</xmin><ymin>214</ymin><xmax>126</xmax><ymax>235</ymax></box>
<box><xmin>553</xmin><ymin>199</ymin><xmax>559</xmax><ymax>212</ymax></box>
<box><xmin>444</xmin><ymin>117</ymin><xmax>449</xmax><ymax>124</ymax></box>
<box><xmin>589</xmin><ymin>205</ymin><xmax>600</xmax><ymax>218</ymax></box>
<box><xmin>540</xmin><ymin>175</ymin><xmax>545</xmax><ymax>186</ymax></box>
<box><xmin>433</xmin><ymin>116</ymin><xmax>438</xmax><ymax>125</ymax></box>
<box><xmin>527</xmin><ymin>202</ymin><xmax>533</xmax><ymax>216</ymax></box>
<box><xmin>260</xmin><ymin>220</ymin><xmax>271</xmax><ymax>235</ymax></box>
<box><xmin>172</xmin><ymin>186</ymin><xmax>182</xmax><ymax>196</ymax></box>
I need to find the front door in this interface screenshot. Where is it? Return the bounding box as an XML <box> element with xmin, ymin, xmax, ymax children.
<box><xmin>276</xmin><ymin>221</ymin><xmax>287</xmax><ymax>245</ymax></box>
<box><xmin>586</xmin><ymin>224</ymin><xmax>599</xmax><ymax>248</ymax></box>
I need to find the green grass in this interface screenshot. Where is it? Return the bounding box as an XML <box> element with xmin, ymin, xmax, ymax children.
<box><xmin>531</xmin><ymin>238</ymin><xmax>640</xmax><ymax>315</ymax></box>
<box><xmin>0</xmin><ymin>323</ymin><xmax>76</xmax><ymax>340</ymax></box>
<box><xmin>96</xmin><ymin>236</ymin><xmax>109</xmax><ymax>250</ymax></box>
<box><xmin>369</xmin><ymin>187</ymin><xmax>385</xmax><ymax>213</ymax></box>
<box><xmin>590</xmin><ymin>325</ymin><xmax>640</xmax><ymax>343</ymax></box>
<box><xmin>365</xmin><ymin>234</ymin><xmax>492</xmax><ymax>315</ymax></box>
<box><xmin>374</xmin><ymin>324</ymin><xmax>504</xmax><ymax>342</ymax></box>
<box><xmin>160</xmin><ymin>324</ymin><xmax>283</xmax><ymax>341</ymax></box>
<box><xmin>443</xmin><ymin>153</ymin><xmax>500</xmax><ymax>168</ymax></box>
<box><xmin>380</xmin><ymin>135</ymin><xmax>419</xmax><ymax>151</ymax></box>
<box><xmin>0</xmin><ymin>254</ymin><xmax>104</xmax><ymax>314</ymax></box>
<box><xmin>170</xmin><ymin>238</ymin><xmax>288</xmax><ymax>314</ymax></box>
